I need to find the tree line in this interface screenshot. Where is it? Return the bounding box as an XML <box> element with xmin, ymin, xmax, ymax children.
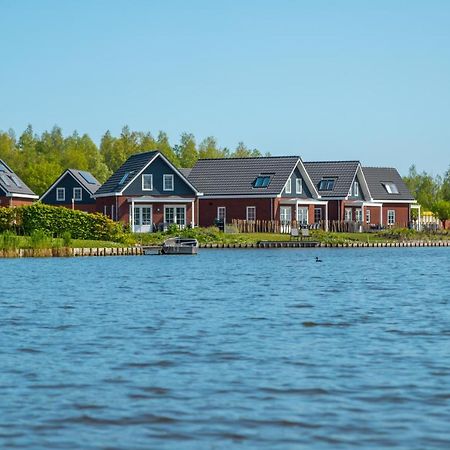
<box><xmin>0</xmin><ymin>125</ymin><xmax>268</xmax><ymax>196</ymax></box>
<box><xmin>403</xmin><ymin>165</ymin><xmax>450</xmax><ymax>226</ymax></box>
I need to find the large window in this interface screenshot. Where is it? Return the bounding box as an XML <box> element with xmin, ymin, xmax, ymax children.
<box><xmin>280</xmin><ymin>206</ymin><xmax>292</xmax><ymax>225</ymax></box>
<box><xmin>355</xmin><ymin>208</ymin><xmax>363</xmax><ymax>222</ymax></box>
<box><xmin>165</xmin><ymin>206</ymin><xmax>186</xmax><ymax>227</ymax></box>
<box><xmin>142</xmin><ymin>174</ymin><xmax>153</xmax><ymax>191</ymax></box>
<box><xmin>163</xmin><ymin>174</ymin><xmax>174</xmax><ymax>191</ymax></box>
<box><xmin>73</xmin><ymin>187</ymin><xmax>82</xmax><ymax>201</ymax></box>
<box><xmin>56</xmin><ymin>188</ymin><xmax>65</xmax><ymax>201</ymax></box>
<box><xmin>296</xmin><ymin>178</ymin><xmax>303</xmax><ymax>194</ymax></box>
<box><xmin>297</xmin><ymin>207</ymin><xmax>308</xmax><ymax>225</ymax></box>
<box><xmin>246</xmin><ymin>206</ymin><xmax>256</xmax><ymax>221</ymax></box>
<box><xmin>387</xmin><ymin>210</ymin><xmax>395</xmax><ymax>225</ymax></box>
<box><xmin>217</xmin><ymin>207</ymin><xmax>226</xmax><ymax>223</ymax></box>
<box><xmin>318</xmin><ymin>179</ymin><xmax>335</xmax><ymax>191</ymax></box>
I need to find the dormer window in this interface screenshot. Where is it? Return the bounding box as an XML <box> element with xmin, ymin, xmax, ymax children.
<box><xmin>285</xmin><ymin>178</ymin><xmax>292</xmax><ymax>194</ymax></box>
<box><xmin>296</xmin><ymin>178</ymin><xmax>303</xmax><ymax>194</ymax></box>
<box><xmin>253</xmin><ymin>175</ymin><xmax>271</xmax><ymax>188</ymax></box>
<box><xmin>382</xmin><ymin>182</ymin><xmax>399</xmax><ymax>194</ymax></box>
<box><xmin>318</xmin><ymin>178</ymin><xmax>335</xmax><ymax>191</ymax></box>
<box><xmin>353</xmin><ymin>181</ymin><xmax>359</xmax><ymax>196</ymax></box>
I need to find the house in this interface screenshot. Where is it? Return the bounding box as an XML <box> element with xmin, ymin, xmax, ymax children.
<box><xmin>93</xmin><ymin>151</ymin><xmax>201</xmax><ymax>232</ymax></box>
<box><xmin>40</xmin><ymin>169</ymin><xmax>101</xmax><ymax>213</ymax></box>
<box><xmin>362</xmin><ymin>167</ymin><xmax>416</xmax><ymax>227</ymax></box>
<box><xmin>0</xmin><ymin>159</ymin><xmax>38</xmax><ymax>207</ymax></box>
<box><xmin>187</xmin><ymin>156</ymin><xmax>325</xmax><ymax>227</ymax></box>
<box><xmin>303</xmin><ymin>160</ymin><xmax>375</xmax><ymax>224</ymax></box>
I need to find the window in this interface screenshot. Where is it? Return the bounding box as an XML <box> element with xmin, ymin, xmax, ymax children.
<box><xmin>246</xmin><ymin>206</ymin><xmax>256</xmax><ymax>221</ymax></box>
<box><xmin>345</xmin><ymin>208</ymin><xmax>352</xmax><ymax>221</ymax></box>
<box><xmin>318</xmin><ymin>179</ymin><xmax>335</xmax><ymax>191</ymax></box>
<box><xmin>387</xmin><ymin>210</ymin><xmax>395</xmax><ymax>225</ymax></box>
<box><xmin>297</xmin><ymin>207</ymin><xmax>308</xmax><ymax>225</ymax></box>
<box><xmin>165</xmin><ymin>206</ymin><xmax>186</xmax><ymax>227</ymax></box>
<box><xmin>11</xmin><ymin>175</ymin><xmax>22</xmax><ymax>187</ymax></box>
<box><xmin>142</xmin><ymin>174</ymin><xmax>153</xmax><ymax>191</ymax></box>
<box><xmin>254</xmin><ymin>175</ymin><xmax>271</xmax><ymax>188</ymax></box>
<box><xmin>353</xmin><ymin>181</ymin><xmax>359</xmax><ymax>196</ymax></box>
<box><xmin>73</xmin><ymin>187</ymin><xmax>82</xmax><ymax>201</ymax></box>
<box><xmin>1</xmin><ymin>174</ymin><xmax>10</xmax><ymax>186</ymax></box>
<box><xmin>163</xmin><ymin>174</ymin><xmax>174</xmax><ymax>191</ymax></box>
<box><xmin>285</xmin><ymin>178</ymin><xmax>292</xmax><ymax>194</ymax></box>
<box><xmin>314</xmin><ymin>207</ymin><xmax>322</xmax><ymax>223</ymax></box>
<box><xmin>382</xmin><ymin>182</ymin><xmax>399</xmax><ymax>194</ymax></box>
<box><xmin>280</xmin><ymin>206</ymin><xmax>292</xmax><ymax>225</ymax></box>
<box><xmin>296</xmin><ymin>178</ymin><xmax>303</xmax><ymax>194</ymax></box>
<box><xmin>366</xmin><ymin>209</ymin><xmax>371</xmax><ymax>224</ymax></box>
<box><xmin>56</xmin><ymin>188</ymin><xmax>65</xmax><ymax>201</ymax></box>
<box><xmin>119</xmin><ymin>172</ymin><xmax>131</xmax><ymax>185</ymax></box>
<box><xmin>355</xmin><ymin>209</ymin><xmax>363</xmax><ymax>222</ymax></box>
<box><xmin>217</xmin><ymin>207</ymin><xmax>226</xmax><ymax>223</ymax></box>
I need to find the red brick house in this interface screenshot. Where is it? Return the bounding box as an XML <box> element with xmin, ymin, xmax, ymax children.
<box><xmin>0</xmin><ymin>159</ymin><xmax>38</xmax><ymax>207</ymax></box>
<box><xmin>187</xmin><ymin>156</ymin><xmax>325</xmax><ymax>228</ymax></box>
<box><xmin>93</xmin><ymin>151</ymin><xmax>201</xmax><ymax>232</ymax></box>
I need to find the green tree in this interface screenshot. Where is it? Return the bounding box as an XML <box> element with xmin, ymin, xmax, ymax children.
<box><xmin>431</xmin><ymin>200</ymin><xmax>450</xmax><ymax>228</ymax></box>
<box><xmin>441</xmin><ymin>166</ymin><xmax>450</xmax><ymax>201</ymax></box>
<box><xmin>403</xmin><ymin>165</ymin><xmax>441</xmax><ymax>210</ymax></box>
<box><xmin>198</xmin><ymin>136</ymin><xmax>229</xmax><ymax>159</ymax></box>
<box><xmin>231</xmin><ymin>141</ymin><xmax>262</xmax><ymax>158</ymax></box>
<box><xmin>176</xmin><ymin>133</ymin><xmax>198</xmax><ymax>168</ymax></box>
<box><xmin>156</xmin><ymin>131</ymin><xmax>179</xmax><ymax>165</ymax></box>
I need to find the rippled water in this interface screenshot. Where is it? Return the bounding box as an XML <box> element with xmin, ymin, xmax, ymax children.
<box><xmin>1</xmin><ymin>247</ymin><xmax>450</xmax><ymax>449</ymax></box>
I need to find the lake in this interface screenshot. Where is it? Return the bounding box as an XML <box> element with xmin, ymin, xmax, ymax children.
<box><xmin>1</xmin><ymin>247</ymin><xmax>450</xmax><ymax>449</ymax></box>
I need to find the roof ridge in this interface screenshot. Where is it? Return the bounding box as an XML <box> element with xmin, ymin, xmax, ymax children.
<box><xmin>197</xmin><ymin>155</ymin><xmax>300</xmax><ymax>161</ymax></box>
<box><xmin>305</xmin><ymin>160</ymin><xmax>360</xmax><ymax>164</ymax></box>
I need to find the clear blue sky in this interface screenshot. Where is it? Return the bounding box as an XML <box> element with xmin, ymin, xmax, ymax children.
<box><xmin>1</xmin><ymin>0</ymin><xmax>449</xmax><ymax>175</ymax></box>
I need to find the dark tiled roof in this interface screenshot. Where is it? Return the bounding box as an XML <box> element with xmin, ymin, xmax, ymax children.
<box><xmin>188</xmin><ymin>156</ymin><xmax>300</xmax><ymax>195</ymax></box>
<box><xmin>0</xmin><ymin>159</ymin><xmax>38</xmax><ymax>197</ymax></box>
<box><xmin>68</xmin><ymin>169</ymin><xmax>101</xmax><ymax>194</ymax></box>
<box><xmin>179</xmin><ymin>168</ymin><xmax>192</xmax><ymax>178</ymax></box>
<box><xmin>363</xmin><ymin>167</ymin><xmax>415</xmax><ymax>201</ymax></box>
<box><xmin>95</xmin><ymin>151</ymin><xmax>159</xmax><ymax>196</ymax></box>
<box><xmin>303</xmin><ymin>161</ymin><xmax>360</xmax><ymax>198</ymax></box>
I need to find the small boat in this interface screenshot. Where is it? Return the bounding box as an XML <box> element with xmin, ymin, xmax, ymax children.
<box><xmin>161</xmin><ymin>237</ymin><xmax>199</xmax><ymax>255</ymax></box>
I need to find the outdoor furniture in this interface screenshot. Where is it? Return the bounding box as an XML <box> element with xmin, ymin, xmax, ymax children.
<box><xmin>290</xmin><ymin>227</ymin><xmax>299</xmax><ymax>241</ymax></box>
<box><xmin>301</xmin><ymin>227</ymin><xmax>310</xmax><ymax>240</ymax></box>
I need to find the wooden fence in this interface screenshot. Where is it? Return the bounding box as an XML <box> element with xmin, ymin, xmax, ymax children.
<box><xmin>231</xmin><ymin>219</ymin><xmax>387</xmax><ymax>234</ymax></box>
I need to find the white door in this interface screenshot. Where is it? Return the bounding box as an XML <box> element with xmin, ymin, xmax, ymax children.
<box><xmin>297</xmin><ymin>207</ymin><xmax>308</xmax><ymax>225</ymax></box>
<box><xmin>165</xmin><ymin>206</ymin><xmax>186</xmax><ymax>228</ymax></box>
<box><xmin>134</xmin><ymin>206</ymin><xmax>153</xmax><ymax>233</ymax></box>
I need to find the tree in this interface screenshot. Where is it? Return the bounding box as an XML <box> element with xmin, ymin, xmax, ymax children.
<box><xmin>198</xmin><ymin>136</ymin><xmax>229</xmax><ymax>159</ymax></box>
<box><xmin>156</xmin><ymin>131</ymin><xmax>179</xmax><ymax>165</ymax></box>
<box><xmin>176</xmin><ymin>133</ymin><xmax>198</xmax><ymax>168</ymax></box>
<box><xmin>431</xmin><ymin>200</ymin><xmax>450</xmax><ymax>228</ymax></box>
<box><xmin>441</xmin><ymin>166</ymin><xmax>450</xmax><ymax>201</ymax></box>
<box><xmin>403</xmin><ymin>165</ymin><xmax>441</xmax><ymax>210</ymax></box>
<box><xmin>231</xmin><ymin>141</ymin><xmax>262</xmax><ymax>158</ymax></box>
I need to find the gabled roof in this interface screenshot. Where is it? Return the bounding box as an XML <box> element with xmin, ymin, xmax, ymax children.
<box><xmin>303</xmin><ymin>161</ymin><xmax>360</xmax><ymax>198</ymax></box>
<box><xmin>0</xmin><ymin>159</ymin><xmax>38</xmax><ymax>198</ymax></box>
<box><xmin>94</xmin><ymin>151</ymin><xmax>199</xmax><ymax>197</ymax></box>
<box><xmin>188</xmin><ymin>156</ymin><xmax>312</xmax><ymax>196</ymax></box>
<box><xmin>179</xmin><ymin>168</ymin><xmax>192</xmax><ymax>178</ymax></box>
<box><xmin>40</xmin><ymin>168</ymin><xmax>101</xmax><ymax>201</ymax></box>
<box><xmin>362</xmin><ymin>167</ymin><xmax>415</xmax><ymax>201</ymax></box>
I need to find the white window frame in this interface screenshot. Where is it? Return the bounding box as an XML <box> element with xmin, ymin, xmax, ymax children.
<box><xmin>217</xmin><ymin>206</ymin><xmax>226</xmax><ymax>223</ymax></box>
<box><xmin>366</xmin><ymin>209</ymin><xmax>371</xmax><ymax>224</ymax></box>
<box><xmin>73</xmin><ymin>187</ymin><xmax>82</xmax><ymax>201</ymax></box>
<box><xmin>314</xmin><ymin>207</ymin><xmax>322</xmax><ymax>223</ymax></box>
<box><xmin>280</xmin><ymin>206</ymin><xmax>292</xmax><ymax>225</ymax></box>
<box><xmin>56</xmin><ymin>187</ymin><xmax>65</xmax><ymax>202</ymax></box>
<box><xmin>387</xmin><ymin>209</ymin><xmax>395</xmax><ymax>226</ymax></box>
<box><xmin>355</xmin><ymin>208</ymin><xmax>363</xmax><ymax>223</ymax></box>
<box><xmin>297</xmin><ymin>206</ymin><xmax>308</xmax><ymax>225</ymax></box>
<box><xmin>142</xmin><ymin>174</ymin><xmax>153</xmax><ymax>191</ymax></box>
<box><xmin>285</xmin><ymin>178</ymin><xmax>291</xmax><ymax>194</ymax></box>
<box><xmin>345</xmin><ymin>208</ymin><xmax>352</xmax><ymax>221</ymax></box>
<box><xmin>163</xmin><ymin>174</ymin><xmax>174</xmax><ymax>191</ymax></box>
<box><xmin>296</xmin><ymin>178</ymin><xmax>303</xmax><ymax>194</ymax></box>
<box><xmin>164</xmin><ymin>205</ymin><xmax>186</xmax><ymax>227</ymax></box>
<box><xmin>246</xmin><ymin>206</ymin><xmax>256</xmax><ymax>221</ymax></box>
<box><xmin>353</xmin><ymin>181</ymin><xmax>359</xmax><ymax>197</ymax></box>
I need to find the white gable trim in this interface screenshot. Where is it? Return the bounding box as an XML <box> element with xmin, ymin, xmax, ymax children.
<box><xmin>40</xmin><ymin>170</ymin><xmax>90</xmax><ymax>202</ymax></box>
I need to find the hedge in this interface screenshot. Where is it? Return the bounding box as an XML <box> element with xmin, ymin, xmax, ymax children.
<box><xmin>0</xmin><ymin>204</ymin><xmax>127</xmax><ymax>242</ymax></box>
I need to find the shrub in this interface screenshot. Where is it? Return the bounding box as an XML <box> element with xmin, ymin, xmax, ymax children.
<box><xmin>30</xmin><ymin>230</ymin><xmax>52</xmax><ymax>249</ymax></box>
<box><xmin>61</xmin><ymin>231</ymin><xmax>72</xmax><ymax>247</ymax></box>
<box><xmin>0</xmin><ymin>231</ymin><xmax>20</xmax><ymax>250</ymax></box>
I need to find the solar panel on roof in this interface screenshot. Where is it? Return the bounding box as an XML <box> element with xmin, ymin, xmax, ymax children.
<box><xmin>0</xmin><ymin>163</ymin><xmax>8</xmax><ymax>172</ymax></box>
<box><xmin>79</xmin><ymin>171</ymin><xmax>98</xmax><ymax>185</ymax></box>
<box><xmin>11</xmin><ymin>175</ymin><xmax>22</xmax><ymax>187</ymax></box>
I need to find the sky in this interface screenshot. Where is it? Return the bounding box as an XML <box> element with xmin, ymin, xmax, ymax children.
<box><xmin>1</xmin><ymin>0</ymin><xmax>449</xmax><ymax>175</ymax></box>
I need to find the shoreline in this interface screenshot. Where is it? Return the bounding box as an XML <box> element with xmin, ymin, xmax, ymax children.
<box><xmin>0</xmin><ymin>240</ymin><xmax>449</xmax><ymax>258</ymax></box>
